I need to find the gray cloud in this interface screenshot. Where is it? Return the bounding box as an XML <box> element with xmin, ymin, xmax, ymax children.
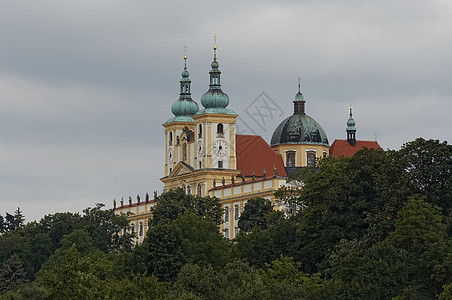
<box><xmin>0</xmin><ymin>0</ymin><xmax>451</xmax><ymax>221</ymax></box>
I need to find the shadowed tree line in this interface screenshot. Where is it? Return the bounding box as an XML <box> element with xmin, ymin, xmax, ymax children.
<box><xmin>1</xmin><ymin>137</ymin><xmax>452</xmax><ymax>299</ymax></box>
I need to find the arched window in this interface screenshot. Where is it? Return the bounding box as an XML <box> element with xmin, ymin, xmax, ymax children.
<box><xmin>323</xmin><ymin>151</ymin><xmax>327</xmax><ymax>158</ymax></box>
<box><xmin>307</xmin><ymin>152</ymin><xmax>316</xmax><ymax>167</ymax></box>
<box><xmin>198</xmin><ymin>124</ymin><xmax>203</xmax><ymax>138</ymax></box>
<box><xmin>197</xmin><ymin>184</ymin><xmax>202</xmax><ymax>196</ymax></box>
<box><xmin>217</xmin><ymin>123</ymin><xmax>224</xmax><ymax>134</ymax></box>
<box><xmin>182</xmin><ymin>143</ymin><xmax>187</xmax><ymax>161</ymax></box>
<box><xmin>286</xmin><ymin>152</ymin><xmax>295</xmax><ymax>167</ymax></box>
<box><xmin>187</xmin><ymin>185</ymin><xmax>191</xmax><ymax>195</ymax></box>
<box><xmin>224</xmin><ymin>228</ymin><xmax>229</xmax><ymax>239</ymax></box>
<box><xmin>139</xmin><ymin>222</ymin><xmax>143</xmax><ymax>237</ymax></box>
<box><xmin>169</xmin><ymin>132</ymin><xmax>173</xmax><ymax>145</ymax></box>
<box><xmin>181</xmin><ymin>184</ymin><xmax>186</xmax><ymax>193</ymax></box>
<box><xmin>234</xmin><ymin>205</ymin><xmax>240</xmax><ymax>220</ymax></box>
<box><xmin>224</xmin><ymin>206</ymin><xmax>229</xmax><ymax>222</ymax></box>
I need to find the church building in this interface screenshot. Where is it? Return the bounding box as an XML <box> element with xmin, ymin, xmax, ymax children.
<box><xmin>114</xmin><ymin>42</ymin><xmax>381</xmax><ymax>242</ymax></box>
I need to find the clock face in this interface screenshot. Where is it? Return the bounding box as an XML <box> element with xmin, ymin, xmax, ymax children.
<box><xmin>197</xmin><ymin>140</ymin><xmax>204</xmax><ymax>158</ymax></box>
<box><xmin>167</xmin><ymin>148</ymin><xmax>174</xmax><ymax>163</ymax></box>
<box><xmin>213</xmin><ymin>140</ymin><xmax>228</xmax><ymax>156</ymax></box>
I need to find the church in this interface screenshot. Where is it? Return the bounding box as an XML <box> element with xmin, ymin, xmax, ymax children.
<box><xmin>114</xmin><ymin>42</ymin><xmax>381</xmax><ymax>242</ymax></box>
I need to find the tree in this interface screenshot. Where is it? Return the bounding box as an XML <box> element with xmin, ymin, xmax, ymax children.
<box><xmin>396</xmin><ymin>138</ymin><xmax>452</xmax><ymax>214</ymax></box>
<box><xmin>151</xmin><ymin>188</ymin><xmax>223</xmax><ymax>226</ymax></box>
<box><xmin>388</xmin><ymin>196</ymin><xmax>450</xmax><ymax>298</ymax></box>
<box><xmin>0</xmin><ymin>253</ymin><xmax>28</xmax><ymax>293</ymax></box>
<box><xmin>146</xmin><ymin>211</ymin><xmax>230</xmax><ymax>281</ymax></box>
<box><xmin>0</xmin><ymin>215</ymin><xmax>6</xmax><ymax>234</ymax></box>
<box><xmin>238</xmin><ymin>197</ymin><xmax>279</xmax><ymax>233</ymax></box>
<box><xmin>283</xmin><ymin>149</ymin><xmax>411</xmax><ymax>273</ymax></box>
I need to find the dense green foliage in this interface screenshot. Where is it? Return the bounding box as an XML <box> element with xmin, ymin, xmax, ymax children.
<box><xmin>1</xmin><ymin>137</ymin><xmax>452</xmax><ymax>299</ymax></box>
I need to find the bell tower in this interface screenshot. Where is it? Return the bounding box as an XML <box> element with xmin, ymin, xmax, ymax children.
<box><xmin>162</xmin><ymin>49</ymin><xmax>199</xmax><ymax>177</ymax></box>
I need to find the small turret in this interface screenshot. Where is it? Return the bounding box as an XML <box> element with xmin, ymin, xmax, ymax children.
<box><xmin>346</xmin><ymin>106</ymin><xmax>356</xmax><ymax>146</ymax></box>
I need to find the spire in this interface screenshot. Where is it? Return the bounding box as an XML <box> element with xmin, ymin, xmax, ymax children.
<box><xmin>293</xmin><ymin>77</ymin><xmax>306</xmax><ymax>115</ymax></box>
<box><xmin>198</xmin><ymin>35</ymin><xmax>233</xmax><ymax>113</ymax></box>
<box><xmin>346</xmin><ymin>105</ymin><xmax>357</xmax><ymax>146</ymax></box>
<box><xmin>167</xmin><ymin>48</ymin><xmax>199</xmax><ymax>123</ymax></box>
<box><xmin>209</xmin><ymin>34</ymin><xmax>221</xmax><ymax>89</ymax></box>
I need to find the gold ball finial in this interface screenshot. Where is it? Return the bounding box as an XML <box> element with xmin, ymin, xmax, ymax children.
<box><xmin>184</xmin><ymin>45</ymin><xmax>187</xmax><ymax>59</ymax></box>
<box><xmin>298</xmin><ymin>77</ymin><xmax>301</xmax><ymax>83</ymax></box>
<box><xmin>213</xmin><ymin>34</ymin><xmax>217</xmax><ymax>50</ymax></box>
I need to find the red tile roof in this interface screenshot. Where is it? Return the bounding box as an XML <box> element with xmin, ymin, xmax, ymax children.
<box><xmin>236</xmin><ymin>134</ymin><xmax>287</xmax><ymax>177</ymax></box>
<box><xmin>330</xmin><ymin>139</ymin><xmax>382</xmax><ymax>158</ymax></box>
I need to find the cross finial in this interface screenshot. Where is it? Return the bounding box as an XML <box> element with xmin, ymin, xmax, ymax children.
<box><xmin>298</xmin><ymin>77</ymin><xmax>301</xmax><ymax>92</ymax></box>
<box><xmin>184</xmin><ymin>45</ymin><xmax>187</xmax><ymax>60</ymax></box>
<box><xmin>214</xmin><ymin>34</ymin><xmax>217</xmax><ymax>50</ymax></box>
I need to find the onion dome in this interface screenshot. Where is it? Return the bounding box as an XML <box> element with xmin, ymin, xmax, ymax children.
<box><xmin>195</xmin><ymin>38</ymin><xmax>236</xmax><ymax>115</ymax></box>
<box><xmin>271</xmin><ymin>78</ymin><xmax>329</xmax><ymax>146</ymax></box>
<box><xmin>165</xmin><ymin>53</ymin><xmax>199</xmax><ymax>123</ymax></box>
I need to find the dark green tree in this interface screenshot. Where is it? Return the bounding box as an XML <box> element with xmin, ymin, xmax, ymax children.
<box><xmin>0</xmin><ymin>253</ymin><xmax>28</xmax><ymax>293</ymax></box>
<box><xmin>396</xmin><ymin>138</ymin><xmax>452</xmax><ymax>214</ymax></box>
<box><xmin>151</xmin><ymin>188</ymin><xmax>223</xmax><ymax>226</ymax></box>
<box><xmin>238</xmin><ymin>197</ymin><xmax>280</xmax><ymax>233</ymax></box>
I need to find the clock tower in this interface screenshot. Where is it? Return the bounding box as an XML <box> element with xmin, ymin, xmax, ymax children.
<box><xmin>161</xmin><ymin>41</ymin><xmax>239</xmax><ymax>196</ymax></box>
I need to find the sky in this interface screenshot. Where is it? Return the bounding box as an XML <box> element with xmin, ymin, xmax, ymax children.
<box><xmin>1</xmin><ymin>0</ymin><xmax>451</xmax><ymax>222</ymax></box>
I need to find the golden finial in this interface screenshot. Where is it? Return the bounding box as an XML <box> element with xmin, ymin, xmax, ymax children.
<box><xmin>298</xmin><ymin>77</ymin><xmax>301</xmax><ymax>92</ymax></box>
<box><xmin>213</xmin><ymin>34</ymin><xmax>217</xmax><ymax>50</ymax></box>
<box><xmin>374</xmin><ymin>133</ymin><xmax>378</xmax><ymax>141</ymax></box>
<box><xmin>184</xmin><ymin>45</ymin><xmax>187</xmax><ymax>60</ymax></box>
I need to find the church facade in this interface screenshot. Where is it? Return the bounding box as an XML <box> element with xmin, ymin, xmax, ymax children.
<box><xmin>114</xmin><ymin>43</ymin><xmax>381</xmax><ymax>242</ymax></box>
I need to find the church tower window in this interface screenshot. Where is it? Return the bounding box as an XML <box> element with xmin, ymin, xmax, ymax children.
<box><xmin>198</xmin><ymin>124</ymin><xmax>203</xmax><ymax>138</ymax></box>
<box><xmin>169</xmin><ymin>132</ymin><xmax>173</xmax><ymax>146</ymax></box>
<box><xmin>182</xmin><ymin>143</ymin><xmax>187</xmax><ymax>161</ymax></box>
<box><xmin>217</xmin><ymin>123</ymin><xmax>224</xmax><ymax>134</ymax></box>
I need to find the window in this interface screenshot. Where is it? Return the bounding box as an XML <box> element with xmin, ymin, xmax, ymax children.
<box><xmin>323</xmin><ymin>151</ymin><xmax>327</xmax><ymax>158</ymax></box>
<box><xmin>217</xmin><ymin>123</ymin><xmax>224</xmax><ymax>134</ymax></box>
<box><xmin>197</xmin><ymin>184</ymin><xmax>202</xmax><ymax>196</ymax></box>
<box><xmin>198</xmin><ymin>124</ymin><xmax>203</xmax><ymax>138</ymax></box>
<box><xmin>139</xmin><ymin>222</ymin><xmax>143</xmax><ymax>237</ymax></box>
<box><xmin>289</xmin><ymin>203</ymin><xmax>297</xmax><ymax>215</ymax></box>
<box><xmin>169</xmin><ymin>132</ymin><xmax>173</xmax><ymax>146</ymax></box>
<box><xmin>234</xmin><ymin>205</ymin><xmax>240</xmax><ymax>220</ymax></box>
<box><xmin>199</xmin><ymin>162</ymin><xmax>202</xmax><ymax>169</ymax></box>
<box><xmin>307</xmin><ymin>152</ymin><xmax>316</xmax><ymax>167</ymax></box>
<box><xmin>234</xmin><ymin>227</ymin><xmax>239</xmax><ymax>238</ymax></box>
<box><xmin>187</xmin><ymin>185</ymin><xmax>191</xmax><ymax>195</ymax></box>
<box><xmin>182</xmin><ymin>184</ymin><xmax>186</xmax><ymax>193</ymax></box>
<box><xmin>182</xmin><ymin>143</ymin><xmax>187</xmax><ymax>161</ymax></box>
<box><xmin>286</xmin><ymin>152</ymin><xmax>295</xmax><ymax>167</ymax></box>
<box><xmin>218</xmin><ymin>161</ymin><xmax>223</xmax><ymax>168</ymax></box>
<box><xmin>224</xmin><ymin>206</ymin><xmax>229</xmax><ymax>222</ymax></box>
<box><xmin>224</xmin><ymin>229</ymin><xmax>229</xmax><ymax>239</ymax></box>
<box><xmin>131</xmin><ymin>224</ymin><xmax>135</xmax><ymax>235</ymax></box>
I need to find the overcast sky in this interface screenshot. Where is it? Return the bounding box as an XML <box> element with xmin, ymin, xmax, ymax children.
<box><xmin>1</xmin><ymin>0</ymin><xmax>451</xmax><ymax>222</ymax></box>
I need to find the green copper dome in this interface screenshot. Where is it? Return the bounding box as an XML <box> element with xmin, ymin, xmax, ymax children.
<box><xmin>271</xmin><ymin>81</ymin><xmax>328</xmax><ymax>146</ymax></box>
<box><xmin>195</xmin><ymin>43</ymin><xmax>236</xmax><ymax>115</ymax></box>
<box><xmin>346</xmin><ymin>108</ymin><xmax>356</xmax><ymax>131</ymax></box>
<box><xmin>165</xmin><ymin>55</ymin><xmax>199</xmax><ymax>124</ymax></box>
